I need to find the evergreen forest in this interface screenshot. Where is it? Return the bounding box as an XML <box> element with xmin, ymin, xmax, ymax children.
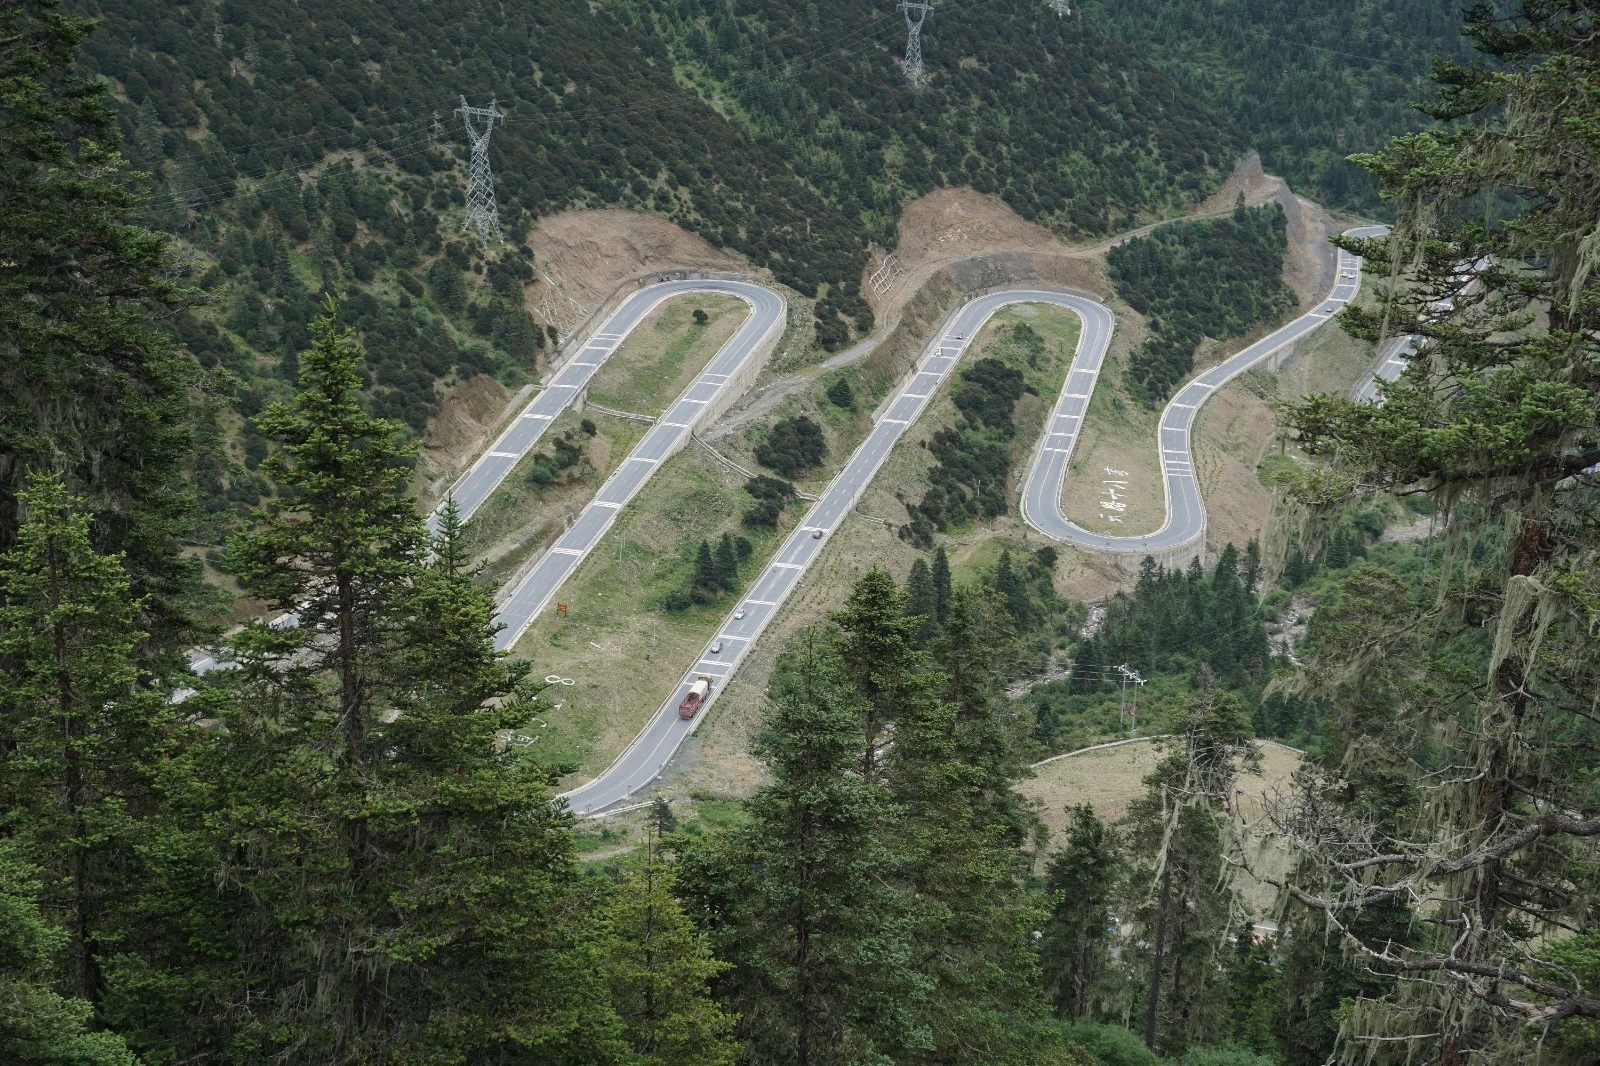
<box><xmin>4</xmin><ymin>1</ymin><xmax>1600</xmax><ymax>1066</ymax></box>
<box><xmin>1081</xmin><ymin>0</ymin><xmax>1475</xmax><ymax>213</ymax></box>
<box><xmin>1108</xmin><ymin>202</ymin><xmax>1296</xmax><ymax>401</ymax></box>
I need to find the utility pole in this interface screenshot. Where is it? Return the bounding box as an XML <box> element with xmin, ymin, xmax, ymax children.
<box><xmin>456</xmin><ymin>95</ymin><xmax>504</xmax><ymax>243</ymax></box>
<box><xmin>899</xmin><ymin>0</ymin><xmax>933</xmax><ymax>89</ymax></box>
<box><xmin>1116</xmin><ymin>663</ymin><xmax>1146</xmax><ymax>735</ymax></box>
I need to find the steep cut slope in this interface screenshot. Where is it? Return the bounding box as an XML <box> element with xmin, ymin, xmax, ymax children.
<box><xmin>1083</xmin><ymin>0</ymin><xmax>1472</xmax><ymax>211</ymax></box>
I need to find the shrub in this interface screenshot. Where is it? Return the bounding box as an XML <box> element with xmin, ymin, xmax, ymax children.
<box><xmin>826</xmin><ymin>377</ymin><xmax>855</xmax><ymax>409</ymax></box>
<box><xmin>755</xmin><ymin>416</ymin><xmax>826</xmax><ymax>478</ymax></box>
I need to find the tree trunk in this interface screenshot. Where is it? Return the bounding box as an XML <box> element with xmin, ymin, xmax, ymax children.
<box><xmin>796</xmin><ymin>808</ymin><xmax>813</xmax><ymax>1066</ymax></box>
<box><xmin>338</xmin><ymin>568</ymin><xmax>362</xmax><ymax>764</ymax></box>
<box><xmin>1439</xmin><ymin>517</ymin><xmax>1549</xmax><ymax>1064</ymax></box>
<box><xmin>1144</xmin><ymin>862</ymin><xmax>1172</xmax><ymax>1049</ymax></box>
<box><xmin>47</xmin><ymin>529</ymin><xmax>100</xmax><ymax>1004</ymax></box>
<box><xmin>335</xmin><ymin>567</ymin><xmax>374</xmax><ymax>1035</ymax></box>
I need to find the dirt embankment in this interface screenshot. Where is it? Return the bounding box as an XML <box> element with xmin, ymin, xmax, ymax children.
<box><xmin>420</xmin><ymin>209</ymin><xmax>764</xmax><ymax>503</ymax></box>
<box><xmin>522</xmin><ymin>209</ymin><xmax>752</xmax><ymax>335</ymax></box>
<box><xmin>418</xmin><ymin>375</ymin><xmax>516</xmax><ymax>499</ymax></box>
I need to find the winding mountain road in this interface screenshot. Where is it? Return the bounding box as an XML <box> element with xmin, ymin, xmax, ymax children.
<box><xmin>1019</xmin><ymin>225</ymin><xmax>1385</xmax><ymax>556</ymax></box>
<box><xmin>428</xmin><ymin>279</ymin><xmax>784</xmax><ymax>538</ymax></box>
<box><xmin>482</xmin><ymin>280</ymin><xmax>786</xmax><ymax>652</ymax></box>
<box><xmin>560</xmin><ymin>229</ymin><xmax>1387</xmax><ymax>813</ymax></box>
<box><xmin>1350</xmin><ymin>333</ymin><xmax>1417</xmax><ymax>404</ymax></box>
<box><xmin>561</xmin><ymin>309</ymin><xmax>998</xmax><ymax>813</ymax></box>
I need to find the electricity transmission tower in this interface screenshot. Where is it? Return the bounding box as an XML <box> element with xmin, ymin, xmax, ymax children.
<box><xmin>899</xmin><ymin>0</ymin><xmax>933</xmax><ymax>89</ymax></box>
<box><xmin>1116</xmin><ymin>663</ymin><xmax>1146</xmax><ymax>735</ymax></box>
<box><xmin>457</xmin><ymin>95</ymin><xmax>504</xmax><ymax>242</ymax></box>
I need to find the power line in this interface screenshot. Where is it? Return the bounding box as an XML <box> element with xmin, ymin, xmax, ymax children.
<box><xmin>134</xmin><ymin>0</ymin><xmax>1018</xmax><ymax>213</ymax></box>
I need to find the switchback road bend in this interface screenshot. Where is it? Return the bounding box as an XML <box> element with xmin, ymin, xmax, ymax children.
<box><xmin>489</xmin><ymin>281</ymin><xmax>786</xmax><ymax>652</ymax></box>
<box><xmin>427</xmin><ymin>279</ymin><xmax>785</xmax><ymax>535</ymax></box>
<box><xmin>563</xmin><ymin>226</ymin><xmax>1389</xmax><ymax>812</ymax></box>
<box><xmin>563</xmin><ymin>289</ymin><xmax>1089</xmax><ymax>813</ymax></box>
<box><xmin>1019</xmin><ymin>225</ymin><xmax>1388</xmax><ymax>554</ymax></box>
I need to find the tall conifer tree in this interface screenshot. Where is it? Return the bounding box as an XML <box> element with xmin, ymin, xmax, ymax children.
<box><xmin>0</xmin><ymin>0</ymin><xmax>201</xmax><ymax>655</ymax></box>
<box><xmin>0</xmin><ymin>474</ymin><xmax>176</xmax><ymax>1009</ymax></box>
<box><xmin>677</xmin><ymin>634</ymin><xmax>924</xmax><ymax>1065</ymax></box>
<box><xmin>203</xmin><ymin>300</ymin><xmax>619</xmax><ymax>1064</ymax></box>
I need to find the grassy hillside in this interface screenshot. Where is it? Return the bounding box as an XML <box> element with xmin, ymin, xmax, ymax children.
<box><xmin>1083</xmin><ymin>0</ymin><xmax>1472</xmax><ymax>212</ymax></box>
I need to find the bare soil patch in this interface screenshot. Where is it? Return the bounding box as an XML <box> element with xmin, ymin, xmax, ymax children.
<box><xmin>418</xmin><ymin>374</ymin><xmax>515</xmax><ymax>501</ymax></box>
<box><xmin>523</xmin><ymin>209</ymin><xmax>752</xmax><ymax>335</ymax></box>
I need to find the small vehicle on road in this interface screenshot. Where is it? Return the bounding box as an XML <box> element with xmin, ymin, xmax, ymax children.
<box><xmin>955</xmin><ymin>332</ymin><xmax>964</xmax><ymax>340</ymax></box>
<box><xmin>811</xmin><ymin>528</ymin><xmax>824</xmax><ymax>539</ymax></box>
<box><xmin>734</xmin><ymin>607</ymin><xmax>746</xmax><ymax>620</ymax></box>
<box><xmin>1340</xmin><ymin>270</ymin><xmax>1355</xmax><ymax>279</ymax></box>
<box><xmin>710</xmin><ymin>639</ymin><xmax>724</xmax><ymax>654</ymax></box>
<box><xmin>678</xmin><ymin>675</ymin><xmax>713</xmax><ymax>719</ymax></box>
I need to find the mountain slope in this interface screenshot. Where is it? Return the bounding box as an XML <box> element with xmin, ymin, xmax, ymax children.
<box><xmin>1081</xmin><ymin>0</ymin><xmax>1472</xmax><ymax>212</ymax></box>
<box><xmin>68</xmin><ymin>0</ymin><xmax>1244</xmax><ymax>545</ymax></box>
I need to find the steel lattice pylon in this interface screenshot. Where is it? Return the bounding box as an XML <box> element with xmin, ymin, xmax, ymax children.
<box><xmin>899</xmin><ymin>0</ymin><xmax>933</xmax><ymax>89</ymax></box>
<box><xmin>457</xmin><ymin>95</ymin><xmax>504</xmax><ymax>242</ymax></box>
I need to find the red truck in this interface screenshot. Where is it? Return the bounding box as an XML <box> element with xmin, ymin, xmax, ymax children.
<box><xmin>677</xmin><ymin>675</ymin><xmax>713</xmax><ymax>720</ymax></box>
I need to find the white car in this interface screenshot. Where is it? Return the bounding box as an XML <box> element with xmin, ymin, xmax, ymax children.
<box><xmin>710</xmin><ymin>639</ymin><xmax>724</xmax><ymax>654</ymax></box>
<box><xmin>734</xmin><ymin>607</ymin><xmax>747</xmax><ymax>620</ymax></box>
<box><xmin>1340</xmin><ymin>270</ymin><xmax>1355</xmax><ymax>279</ymax></box>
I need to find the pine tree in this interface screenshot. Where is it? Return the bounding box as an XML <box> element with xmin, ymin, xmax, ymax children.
<box><xmin>693</xmin><ymin>539</ymin><xmax>718</xmax><ymax>594</ymax></box>
<box><xmin>600</xmin><ymin>838</ymin><xmax>738</xmax><ymax>1066</ymax></box>
<box><xmin>903</xmin><ymin>557</ymin><xmax>938</xmax><ymax>646</ymax></box>
<box><xmin>204</xmin><ymin>300</ymin><xmax>620</xmax><ymax>1063</ymax></box>
<box><xmin>829</xmin><ymin>568</ymin><xmax>924</xmax><ymax>782</ymax></box>
<box><xmin>1241</xmin><ymin>538</ymin><xmax>1262</xmax><ymax>595</ymax></box>
<box><xmin>1269</xmin><ymin>4</ymin><xmax>1600</xmax><ymax>1051</ymax></box>
<box><xmin>1042</xmin><ymin>805</ymin><xmax>1121</xmax><ymax>1020</ymax></box>
<box><xmin>0</xmin><ymin>474</ymin><xmax>176</xmax><ymax>1009</ymax></box>
<box><xmin>1125</xmin><ymin>688</ymin><xmax>1258</xmax><ymax>1056</ymax></box>
<box><xmin>677</xmin><ymin>634</ymin><xmax>924</xmax><ymax>1065</ymax></box>
<box><xmin>714</xmin><ymin>532</ymin><xmax>739</xmax><ymax>592</ymax></box>
<box><xmin>826</xmin><ymin>376</ymin><xmax>855</xmax><ymax>410</ymax></box>
<box><xmin>0</xmin><ymin>842</ymin><xmax>137</xmax><ymax>1066</ymax></box>
<box><xmin>888</xmin><ymin>586</ymin><xmax>1057</xmax><ymax>1064</ymax></box>
<box><xmin>0</xmin><ymin>0</ymin><xmax>202</xmax><ymax>656</ymax></box>
<box><xmin>993</xmin><ymin>549</ymin><xmax>1034</xmax><ymax>630</ymax></box>
<box><xmin>931</xmin><ymin>545</ymin><xmax>952</xmax><ymax>622</ymax></box>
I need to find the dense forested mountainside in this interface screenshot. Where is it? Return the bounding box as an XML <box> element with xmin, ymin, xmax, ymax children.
<box><xmin>71</xmin><ymin>0</ymin><xmax>1240</xmax><ymax>542</ymax></box>
<box><xmin>1083</xmin><ymin>0</ymin><xmax>1471</xmax><ymax>212</ymax></box>
<box><xmin>1108</xmin><ymin>201</ymin><xmax>1294</xmax><ymax>401</ymax></box>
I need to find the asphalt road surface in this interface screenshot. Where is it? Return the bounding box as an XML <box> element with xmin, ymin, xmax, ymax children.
<box><xmin>1018</xmin><ymin>226</ymin><xmax>1387</xmax><ymax>554</ymax></box>
<box><xmin>427</xmin><ymin>279</ymin><xmax>784</xmax><ymax>535</ymax></box>
<box><xmin>1350</xmin><ymin>333</ymin><xmax>1417</xmax><ymax>403</ymax></box>
<box><xmin>563</xmin><ymin>230</ymin><xmax>1389</xmax><ymax>812</ymax></box>
<box><xmin>490</xmin><ymin>280</ymin><xmax>786</xmax><ymax>652</ymax></box>
<box><xmin>561</xmin><ymin>305</ymin><xmax>1027</xmax><ymax>814</ymax></box>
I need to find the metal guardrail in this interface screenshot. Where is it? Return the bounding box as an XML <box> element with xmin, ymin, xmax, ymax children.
<box><xmin>583</xmin><ymin>401</ymin><xmax>656</xmax><ymax>424</ymax></box>
<box><xmin>690</xmin><ymin>434</ymin><xmax>821</xmax><ymax>501</ymax></box>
